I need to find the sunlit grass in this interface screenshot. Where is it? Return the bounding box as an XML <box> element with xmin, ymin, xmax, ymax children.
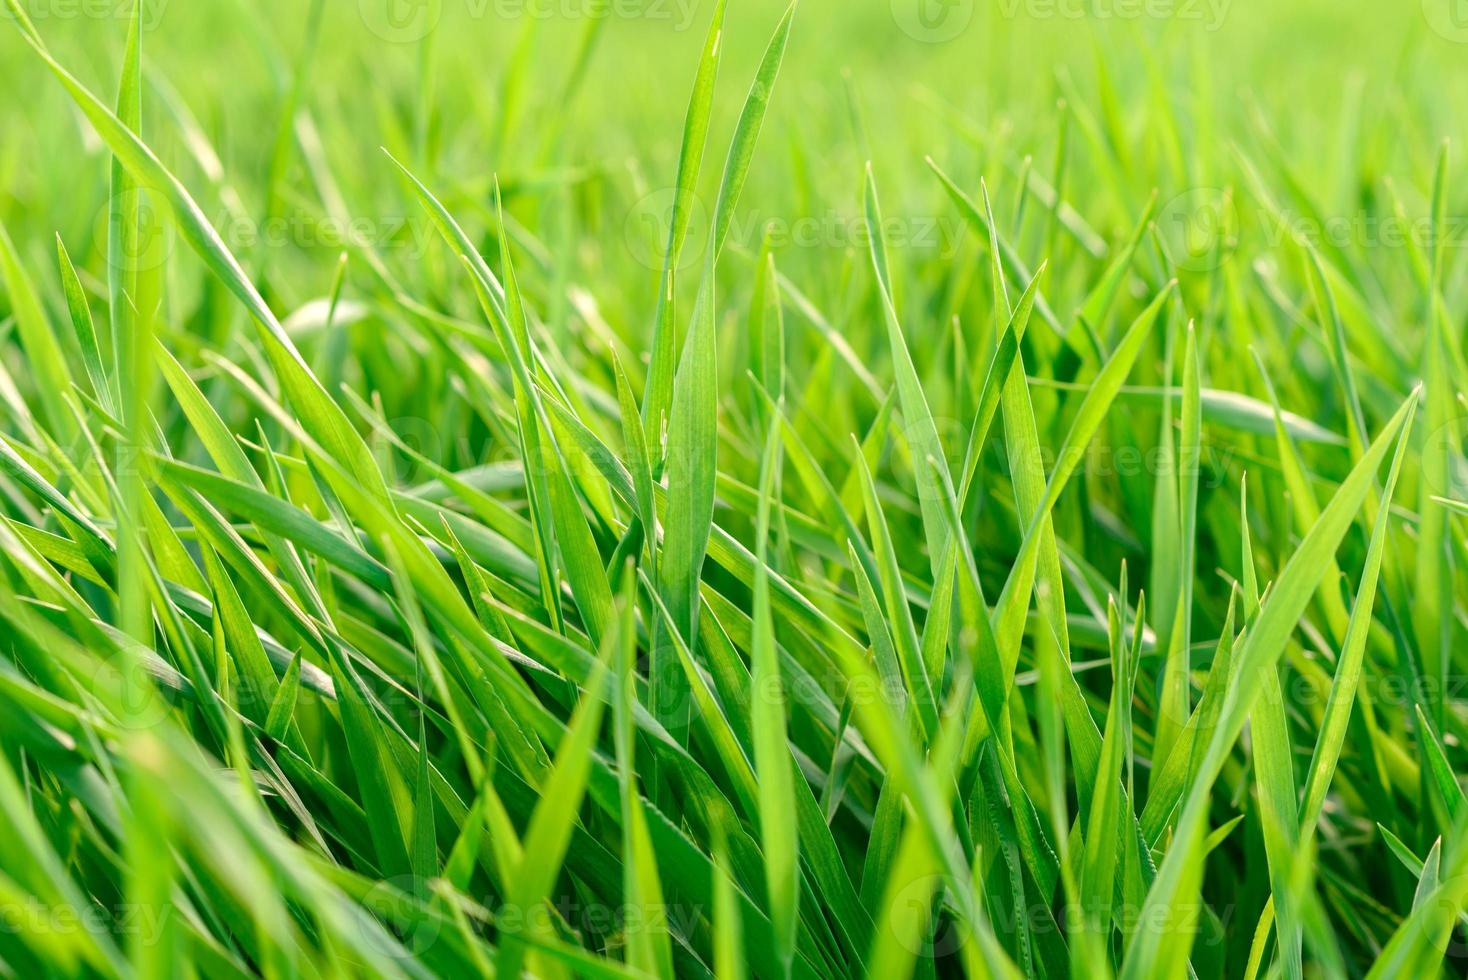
<box><xmin>0</xmin><ymin>0</ymin><xmax>1465</xmax><ymax>977</ymax></box>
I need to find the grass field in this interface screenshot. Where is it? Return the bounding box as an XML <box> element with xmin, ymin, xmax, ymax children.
<box><xmin>1</xmin><ymin>0</ymin><xmax>1468</xmax><ymax>976</ymax></box>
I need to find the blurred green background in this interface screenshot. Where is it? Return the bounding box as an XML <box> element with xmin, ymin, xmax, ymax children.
<box><xmin>2</xmin><ymin>0</ymin><xmax>1466</xmax><ymax>507</ymax></box>
<box><xmin>2</xmin><ymin>0</ymin><xmax>1465</xmax><ymax>320</ymax></box>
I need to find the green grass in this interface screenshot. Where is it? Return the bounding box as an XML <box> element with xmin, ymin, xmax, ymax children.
<box><xmin>0</xmin><ymin>0</ymin><xmax>1467</xmax><ymax>976</ymax></box>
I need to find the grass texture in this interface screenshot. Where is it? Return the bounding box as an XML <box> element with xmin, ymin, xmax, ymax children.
<box><xmin>0</xmin><ymin>0</ymin><xmax>1466</xmax><ymax>976</ymax></box>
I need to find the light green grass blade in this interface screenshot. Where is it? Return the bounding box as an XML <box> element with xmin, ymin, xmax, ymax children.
<box><xmin>54</xmin><ymin>236</ymin><xmax>114</xmax><ymax>416</ymax></box>
<box><xmin>1155</xmin><ymin>323</ymin><xmax>1200</xmax><ymax>784</ymax></box>
<box><xmin>4</xmin><ymin>9</ymin><xmax>390</xmax><ymax>505</ymax></box>
<box><xmin>0</xmin><ymin>221</ymin><xmax>74</xmax><ymax>443</ymax></box>
<box><xmin>864</xmin><ymin>164</ymin><xmax>953</xmax><ymax>581</ymax></box>
<box><xmin>1298</xmin><ymin>409</ymin><xmax>1411</xmax><ymax>840</ymax></box>
<box><xmin>656</xmin><ymin>242</ymin><xmax>718</xmax><ymax>734</ymax></box>
<box><xmin>750</xmin><ymin>417</ymin><xmax>799</xmax><ymax>979</ymax></box>
<box><xmin>1122</xmin><ymin>388</ymin><xmax>1418</xmax><ymax>980</ymax></box>
<box><xmin>641</xmin><ymin>0</ymin><xmax>728</xmax><ymax>437</ymax></box>
<box><xmin>495</xmin><ymin>636</ymin><xmax>613</xmax><ymax>979</ymax></box>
